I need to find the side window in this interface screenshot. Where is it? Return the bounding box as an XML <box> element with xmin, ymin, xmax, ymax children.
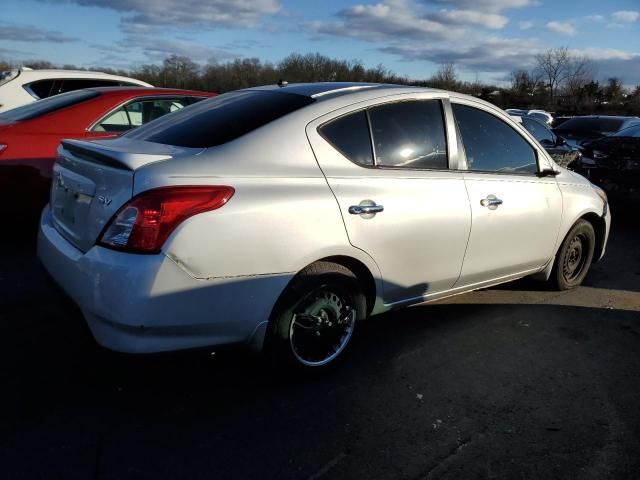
<box><xmin>92</xmin><ymin>98</ymin><xmax>190</xmax><ymax>132</ymax></box>
<box><xmin>24</xmin><ymin>80</ymin><xmax>56</xmax><ymax>99</ymax></box>
<box><xmin>319</xmin><ymin>111</ymin><xmax>373</xmax><ymax>166</ymax></box>
<box><xmin>453</xmin><ymin>104</ymin><xmax>537</xmax><ymax>174</ymax></box>
<box><xmin>93</xmin><ymin>108</ymin><xmax>131</xmax><ymax>133</ymax></box>
<box><xmin>523</xmin><ymin>118</ymin><xmax>554</xmax><ymax>144</ymax></box>
<box><xmin>368</xmin><ymin>100</ymin><xmax>447</xmax><ymax>169</ymax></box>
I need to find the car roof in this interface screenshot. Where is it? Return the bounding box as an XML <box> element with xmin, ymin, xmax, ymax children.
<box><xmin>569</xmin><ymin>115</ymin><xmax>639</xmax><ymax>120</ymax></box>
<box><xmin>245</xmin><ymin>82</ymin><xmax>424</xmax><ymax>100</ymax></box>
<box><xmin>8</xmin><ymin>69</ymin><xmax>153</xmax><ymax>87</ymax></box>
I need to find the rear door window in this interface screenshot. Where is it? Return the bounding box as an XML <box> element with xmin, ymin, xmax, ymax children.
<box><xmin>126</xmin><ymin>90</ymin><xmax>315</xmax><ymax>148</ymax></box>
<box><xmin>319</xmin><ymin>111</ymin><xmax>373</xmax><ymax>166</ymax></box>
<box><xmin>453</xmin><ymin>103</ymin><xmax>537</xmax><ymax>174</ymax></box>
<box><xmin>368</xmin><ymin>100</ymin><xmax>448</xmax><ymax>169</ymax></box>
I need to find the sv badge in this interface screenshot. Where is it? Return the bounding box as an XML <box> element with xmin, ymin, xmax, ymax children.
<box><xmin>97</xmin><ymin>195</ymin><xmax>112</xmax><ymax>206</ymax></box>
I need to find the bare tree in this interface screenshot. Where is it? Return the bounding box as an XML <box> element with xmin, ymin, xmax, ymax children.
<box><xmin>563</xmin><ymin>55</ymin><xmax>595</xmax><ymax>109</ymax></box>
<box><xmin>430</xmin><ymin>62</ymin><xmax>458</xmax><ymax>90</ymax></box>
<box><xmin>534</xmin><ymin>47</ymin><xmax>571</xmax><ymax>103</ymax></box>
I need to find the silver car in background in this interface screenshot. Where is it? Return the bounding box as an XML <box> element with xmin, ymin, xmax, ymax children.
<box><xmin>38</xmin><ymin>83</ymin><xmax>611</xmax><ymax>372</ymax></box>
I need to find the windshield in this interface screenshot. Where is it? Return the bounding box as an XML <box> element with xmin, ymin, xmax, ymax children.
<box><xmin>125</xmin><ymin>90</ymin><xmax>315</xmax><ymax>148</ymax></box>
<box><xmin>557</xmin><ymin>117</ymin><xmax>624</xmax><ymax>134</ymax></box>
<box><xmin>0</xmin><ymin>89</ymin><xmax>100</xmax><ymax>122</ymax></box>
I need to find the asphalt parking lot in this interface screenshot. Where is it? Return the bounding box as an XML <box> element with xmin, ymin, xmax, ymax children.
<box><xmin>1</xmin><ymin>211</ymin><xmax>639</xmax><ymax>480</ymax></box>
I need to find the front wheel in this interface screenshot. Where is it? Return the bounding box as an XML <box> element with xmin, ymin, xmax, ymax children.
<box><xmin>265</xmin><ymin>262</ymin><xmax>366</xmax><ymax>373</ymax></box>
<box><xmin>550</xmin><ymin>219</ymin><xmax>596</xmax><ymax>290</ymax></box>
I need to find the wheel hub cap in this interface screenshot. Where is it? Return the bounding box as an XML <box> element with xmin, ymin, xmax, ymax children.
<box><xmin>289</xmin><ymin>288</ymin><xmax>356</xmax><ymax>367</ymax></box>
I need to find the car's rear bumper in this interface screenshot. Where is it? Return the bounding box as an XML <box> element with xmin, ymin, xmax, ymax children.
<box><xmin>37</xmin><ymin>207</ymin><xmax>291</xmax><ymax>353</ymax></box>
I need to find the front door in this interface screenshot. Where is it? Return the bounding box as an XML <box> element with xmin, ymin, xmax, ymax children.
<box><xmin>451</xmin><ymin>102</ymin><xmax>563</xmax><ymax>287</ymax></box>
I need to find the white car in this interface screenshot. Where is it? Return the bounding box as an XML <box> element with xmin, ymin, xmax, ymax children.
<box><xmin>0</xmin><ymin>68</ymin><xmax>152</xmax><ymax>112</ymax></box>
<box><xmin>38</xmin><ymin>83</ymin><xmax>611</xmax><ymax>372</ymax></box>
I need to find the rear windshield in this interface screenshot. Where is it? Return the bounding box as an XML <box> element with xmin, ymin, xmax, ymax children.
<box><xmin>0</xmin><ymin>89</ymin><xmax>100</xmax><ymax>122</ymax></box>
<box><xmin>557</xmin><ymin>117</ymin><xmax>624</xmax><ymax>134</ymax></box>
<box><xmin>126</xmin><ymin>90</ymin><xmax>315</xmax><ymax>148</ymax></box>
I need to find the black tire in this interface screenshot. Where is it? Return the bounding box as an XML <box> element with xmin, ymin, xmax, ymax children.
<box><xmin>264</xmin><ymin>261</ymin><xmax>366</xmax><ymax>374</ymax></box>
<box><xmin>550</xmin><ymin>219</ymin><xmax>596</xmax><ymax>290</ymax></box>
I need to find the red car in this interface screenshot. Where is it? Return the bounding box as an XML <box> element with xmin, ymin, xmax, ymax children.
<box><xmin>0</xmin><ymin>87</ymin><xmax>215</xmax><ymax>231</ymax></box>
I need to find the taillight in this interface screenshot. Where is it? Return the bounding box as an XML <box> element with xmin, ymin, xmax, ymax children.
<box><xmin>98</xmin><ymin>186</ymin><xmax>234</xmax><ymax>253</ymax></box>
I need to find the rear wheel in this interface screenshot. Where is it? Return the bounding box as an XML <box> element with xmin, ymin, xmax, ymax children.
<box><xmin>265</xmin><ymin>262</ymin><xmax>366</xmax><ymax>373</ymax></box>
<box><xmin>550</xmin><ymin>219</ymin><xmax>595</xmax><ymax>290</ymax></box>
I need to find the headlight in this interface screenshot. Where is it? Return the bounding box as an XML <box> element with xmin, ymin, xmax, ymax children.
<box><xmin>592</xmin><ymin>150</ymin><xmax>606</xmax><ymax>159</ymax></box>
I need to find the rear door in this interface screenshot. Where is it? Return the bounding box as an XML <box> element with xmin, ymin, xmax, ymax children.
<box><xmin>307</xmin><ymin>94</ymin><xmax>471</xmax><ymax>304</ymax></box>
<box><xmin>451</xmin><ymin>101</ymin><xmax>563</xmax><ymax>287</ymax></box>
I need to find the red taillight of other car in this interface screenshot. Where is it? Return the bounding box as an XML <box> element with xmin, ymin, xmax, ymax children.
<box><xmin>98</xmin><ymin>186</ymin><xmax>234</xmax><ymax>253</ymax></box>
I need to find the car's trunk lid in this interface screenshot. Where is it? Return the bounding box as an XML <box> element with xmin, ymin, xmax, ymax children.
<box><xmin>50</xmin><ymin>138</ymin><xmax>196</xmax><ymax>252</ymax></box>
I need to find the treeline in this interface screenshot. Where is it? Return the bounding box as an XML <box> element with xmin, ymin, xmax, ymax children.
<box><xmin>2</xmin><ymin>50</ymin><xmax>639</xmax><ymax>115</ymax></box>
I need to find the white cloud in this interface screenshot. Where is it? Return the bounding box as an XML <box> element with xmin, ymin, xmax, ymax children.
<box><xmin>381</xmin><ymin>35</ymin><xmax>541</xmax><ymax>72</ymax></box>
<box><xmin>584</xmin><ymin>14</ymin><xmax>604</xmax><ymax>22</ymax></box>
<box><xmin>546</xmin><ymin>21</ymin><xmax>576</xmax><ymax>35</ymax></box>
<box><xmin>519</xmin><ymin>20</ymin><xmax>533</xmax><ymax>29</ymax></box>
<box><xmin>569</xmin><ymin>48</ymin><xmax>633</xmax><ymax>61</ymax></box>
<box><xmin>0</xmin><ymin>22</ymin><xmax>78</xmax><ymax>43</ymax></box>
<box><xmin>428</xmin><ymin>9</ymin><xmax>508</xmax><ymax>29</ymax></box>
<box><xmin>611</xmin><ymin>10</ymin><xmax>639</xmax><ymax>23</ymax></box>
<box><xmin>309</xmin><ymin>0</ymin><xmax>460</xmax><ymax>43</ymax></box>
<box><xmin>431</xmin><ymin>0</ymin><xmax>534</xmax><ymax>13</ymax></box>
<box><xmin>42</xmin><ymin>0</ymin><xmax>281</xmax><ymax>29</ymax></box>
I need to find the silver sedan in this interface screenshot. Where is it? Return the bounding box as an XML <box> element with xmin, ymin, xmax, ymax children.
<box><xmin>38</xmin><ymin>82</ymin><xmax>611</xmax><ymax>372</ymax></box>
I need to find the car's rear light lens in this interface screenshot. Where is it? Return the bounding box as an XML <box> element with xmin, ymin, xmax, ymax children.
<box><xmin>98</xmin><ymin>186</ymin><xmax>234</xmax><ymax>253</ymax></box>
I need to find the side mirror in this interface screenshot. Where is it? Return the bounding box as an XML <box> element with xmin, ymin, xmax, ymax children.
<box><xmin>540</xmin><ymin>138</ymin><xmax>554</xmax><ymax>147</ymax></box>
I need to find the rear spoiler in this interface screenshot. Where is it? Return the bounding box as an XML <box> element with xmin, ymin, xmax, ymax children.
<box><xmin>59</xmin><ymin>139</ymin><xmax>173</xmax><ymax>171</ymax></box>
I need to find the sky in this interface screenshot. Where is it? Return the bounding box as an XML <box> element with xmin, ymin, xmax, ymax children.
<box><xmin>1</xmin><ymin>0</ymin><xmax>639</xmax><ymax>85</ymax></box>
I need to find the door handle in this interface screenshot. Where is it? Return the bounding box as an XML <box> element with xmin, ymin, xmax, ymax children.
<box><xmin>349</xmin><ymin>204</ymin><xmax>384</xmax><ymax>215</ymax></box>
<box><xmin>480</xmin><ymin>195</ymin><xmax>503</xmax><ymax>209</ymax></box>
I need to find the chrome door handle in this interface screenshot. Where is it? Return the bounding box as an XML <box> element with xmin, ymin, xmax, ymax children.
<box><xmin>480</xmin><ymin>195</ymin><xmax>503</xmax><ymax>209</ymax></box>
<box><xmin>349</xmin><ymin>204</ymin><xmax>384</xmax><ymax>215</ymax></box>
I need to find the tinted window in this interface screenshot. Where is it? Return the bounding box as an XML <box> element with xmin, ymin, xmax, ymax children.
<box><xmin>368</xmin><ymin>100</ymin><xmax>447</xmax><ymax>169</ymax></box>
<box><xmin>522</xmin><ymin>118</ymin><xmax>554</xmax><ymax>143</ymax></box>
<box><xmin>453</xmin><ymin>104</ymin><xmax>537</xmax><ymax>174</ymax></box>
<box><xmin>58</xmin><ymin>79</ymin><xmax>122</xmax><ymax>94</ymax></box>
<box><xmin>25</xmin><ymin>79</ymin><xmax>55</xmax><ymax>98</ymax></box>
<box><xmin>558</xmin><ymin>117</ymin><xmax>624</xmax><ymax>134</ymax></box>
<box><xmin>0</xmin><ymin>90</ymin><xmax>100</xmax><ymax>122</ymax></box>
<box><xmin>93</xmin><ymin>97</ymin><xmax>190</xmax><ymax>133</ymax></box>
<box><xmin>126</xmin><ymin>90</ymin><xmax>314</xmax><ymax>148</ymax></box>
<box><xmin>319</xmin><ymin>111</ymin><xmax>373</xmax><ymax>166</ymax></box>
